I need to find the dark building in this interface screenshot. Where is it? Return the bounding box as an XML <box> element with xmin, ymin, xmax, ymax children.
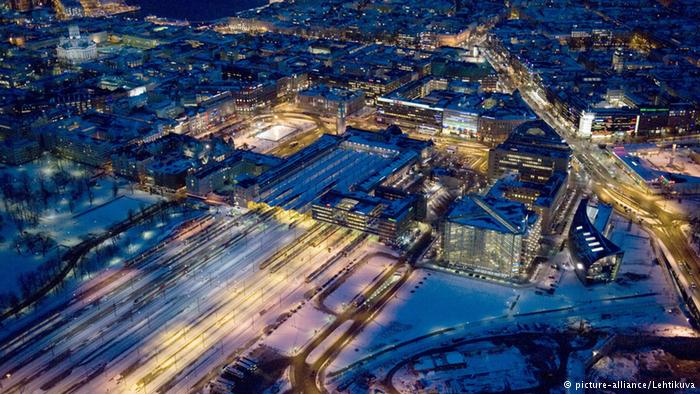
<box><xmin>8</xmin><ymin>0</ymin><xmax>47</xmax><ymax>12</ymax></box>
<box><xmin>569</xmin><ymin>199</ymin><xmax>623</xmax><ymax>285</ymax></box>
<box><xmin>488</xmin><ymin>120</ymin><xmax>572</xmax><ymax>183</ymax></box>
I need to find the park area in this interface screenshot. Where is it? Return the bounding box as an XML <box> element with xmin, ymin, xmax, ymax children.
<box><xmin>0</xmin><ymin>154</ymin><xmax>164</xmax><ymax>310</ymax></box>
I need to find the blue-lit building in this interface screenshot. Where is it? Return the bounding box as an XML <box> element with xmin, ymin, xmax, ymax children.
<box><xmin>569</xmin><ymin>199</ymin><xmax>623</xmax><ymax>284</ymax></box>
<box><xmin>442</xmin><ymin>194</ymin><xmax>541</xmax><ymax>282</ymax></box>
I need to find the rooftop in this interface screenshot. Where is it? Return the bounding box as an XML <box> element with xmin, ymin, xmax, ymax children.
<box><xmin>446</xmin><ymin>194</ymin><xmax>535</xmax><ymax>235</ymax></box>
<box><xmin>570</xmin><ymin>198</ymin><xmax>622</xmax><ymax>267</ymax></box>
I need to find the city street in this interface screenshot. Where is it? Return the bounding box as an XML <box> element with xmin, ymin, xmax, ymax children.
<box><xmin>483</xmin><ymin>45</ymin><xmax>700</xmax><ymax>321</ymax></box>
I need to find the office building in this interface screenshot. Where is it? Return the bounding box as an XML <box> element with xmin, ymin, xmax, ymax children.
<box><xmin>488</xmin><ymin>120</ymin><xmax>572</xmax><ymax>183</ymax></box>
<box><xmin>296</xmin><ymin>84</ymin><xmax>365</xmax><ymax>117</ymax></box>
<box><xmin>442</xmin><ymin>194</ymin><xmax>541</xmax><ymax>282</ymax></box>
<box><xmin>311</xmin><ymin>190</ymin><xmax>416</xmax><ymax>244</ymax></box>
<box><xmin>488</xmin><ymin>171</ymin><xmax>568</xmax><ymax>234</ymax></box>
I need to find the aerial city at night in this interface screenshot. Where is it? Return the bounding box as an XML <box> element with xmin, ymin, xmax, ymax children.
<box><xmin>2</xmin><ymin>0</ymin><xmax>700</xmax><ymax>393</ymax></box>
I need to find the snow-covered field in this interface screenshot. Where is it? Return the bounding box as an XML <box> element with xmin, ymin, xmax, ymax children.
<box><xmin>635</xmin><ymin>146</ymin><xmax>700</xmax><ymax>178</ymax></box>
<box><xmin>323</xmin><ymin>254</ymin><xmax>395</xmax><ymax>314</ymax></box>
<box><xmin>306</xmin><ymin>320</ymin><xmax>354</xmax><ymax>365</ymax></box>
<box><xmin>0</xmin><ymin>207</ymin><xmax>201</xmax><ymax>337</ymax></box>
<box><xmin>265</xmin><ymin>306</ymin><xmax>334</xmax><ymax>356</ymax></box>
<box><xmin>235</xmin><ymin>118</ymin><xmax>315</xmax><ymax>153</ymax></box>
<box><xmin>392</xmin><ymin>342</ymin><xmax>538</xmax><ymax>393</ymax></box>
<box><xmin>257</xmin><ymin>125</ymin><xmax>298</xmax><ymax>142</ymax></box>
<box><xmin>326</xmin><ymin>215</ymin><xmax>690</xmax><ymax>379</ymax></box>
<box><xmin>0</xmin><ymin>155</ymin><xmax>162</xmax><ymax>301</ymax></box>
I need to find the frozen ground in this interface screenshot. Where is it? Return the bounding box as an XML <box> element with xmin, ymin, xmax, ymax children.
<box><xmin>326</xmin><ymin>214</ymin><xmax>690</xmax><ymax>380</ymax></box>
<box><xmin>635</xmin><ymin>146</ymin><xmax>700</xmax><ymax>178</ymax></box>
<box><xmin>392</xmin><ymin>342</ymin><xmax>538</xmax><ymax>393</ymax></box>
<box><xmin>306</xmin><ymin>320</ymin><xmax>354</xmax><ymax>365</ymax></box>
<box><xmin>323</xmin><ymin>254</ymin><xmax>395</xmax><ymax>314</ymax></box>
<box><xmin>265</xmin><ymin>306</ymin><xmax>334</xmax><ymax>357</ymax></box>
<box><xmin>0</xmin><ymin>155</ymin><xmax>161</xmax><ymax>299</ymax></box>
<box><xmin>589</xmin><ymin>346</ymin><xmax>700</xmax><ymax>386</ymax></box>
<box><xmin>257</xmin><ymin>125</ymin><xmax>298</xmax><ymax>142</ymax></box>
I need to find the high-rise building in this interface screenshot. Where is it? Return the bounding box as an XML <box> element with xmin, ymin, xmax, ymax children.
<box><xmin>442</xmin><ymin>194</ymin><xmax>541</xmax><ymax>282</ymax></box>
<box><xmin>488</xmin><ymin>120</ymin><xmax>571</xmax><ymax>183</ymax></box>
<box><xmin>337</xmin><ymin>103</ymin><xmax>346</xmax><ymax>135</ymax></box>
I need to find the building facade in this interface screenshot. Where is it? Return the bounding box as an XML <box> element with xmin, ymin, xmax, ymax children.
<box><xmin>56</xmin><ymin>26</ymin><xmax>97</xmax><ymax>65</ymax></box>
<box><xmin>442</xmin><ymin>194</ymin><xmax>541</xmax><ymax>282</ymax></box>
<box><xmin>488</xmin><ymin>120</ymin><xmax>572</xmax><ymax>183</ymax></box>
<box><xmin>569</xmin><ymin>199</ymin><xmax>623</xmax><ymax>284</ymax></box>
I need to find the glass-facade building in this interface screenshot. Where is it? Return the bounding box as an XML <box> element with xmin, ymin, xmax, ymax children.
<box><xmin>442</xmin><ymin>195</ymin><xmax>541</xmax><ymax>282</ymax></box>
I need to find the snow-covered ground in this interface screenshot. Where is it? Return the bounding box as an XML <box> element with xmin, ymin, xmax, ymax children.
<box><xmin>325</xmin><ymin>215</ymin><xmax>691</xmax><ymax>384</ymax></box>
<box><xmin>265</xmin><ymin>306</ymin><xmax>334</xmax><ymax>357</ymax></box>
<box><xmin>0</xmin><ymin>155</ymin><xmax>162</xmax><ymax>301</ymax></box>
<box><xmin>636</xmin><ymin>146</ymin><xmax>700</xmax><ymax>178</ymax></box>
<box><xmin>392</xmin><ymin>342</ymin><xmax>538</xmax><ymax>393</ymax></box>
<box><xmin>0</xmin><ymin>207</ymin><xmax>201</xmax><ymax>338</ymax></box>
<box><xmin>323</xmin><ymin>254</ymin><xmax>395</xmax><ymax>314</ymax></box>
<box><xmin>306</xmin><ymin>320</ymin><xmax>354</xmax><ymax>365</ymax></box>
<box><xmin>257</xmin><ymin>242</ymin><xmax>396</xmax><ymax>359</ymax></box>
<box><xmin>235</xmin><ymin>118</ymin><xmax>315</xmax><ymax>153</ymax></box>
<box><xmin>0</xmin><ymin>212</ymin><xmax>380</xmax><ymax>394</ymax></box>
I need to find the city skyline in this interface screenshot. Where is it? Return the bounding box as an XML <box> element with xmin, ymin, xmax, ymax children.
<box><xmin>1</xmin><ymin>0</ymin><xmax>700</xmax><ymax>393</ymax></box>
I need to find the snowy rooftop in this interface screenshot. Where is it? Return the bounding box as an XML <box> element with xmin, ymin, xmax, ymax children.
<box><xmin>446</xmin><ymin>194</ymin><xmax>533</xmax><ymax>235</ymax></box>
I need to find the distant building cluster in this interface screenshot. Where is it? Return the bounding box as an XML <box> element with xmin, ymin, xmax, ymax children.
<box><xmin>3</xmin><ymin>0</ymin><xmax>691</xmax><ymax>289</ymax></box>
<box><xmin>486</xmin><ymin>1</ymin><xmax>700</xmax><ymax>139</ymax></box>
<box><xmin>225</xmin><ymin>0</ymin><xmax>505</xmax><ymax>50</ymax></box>
<box><xmin>376</xmin><ymin>72</ymin><xmax>535</xmax><ymax>144</ymax></box>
